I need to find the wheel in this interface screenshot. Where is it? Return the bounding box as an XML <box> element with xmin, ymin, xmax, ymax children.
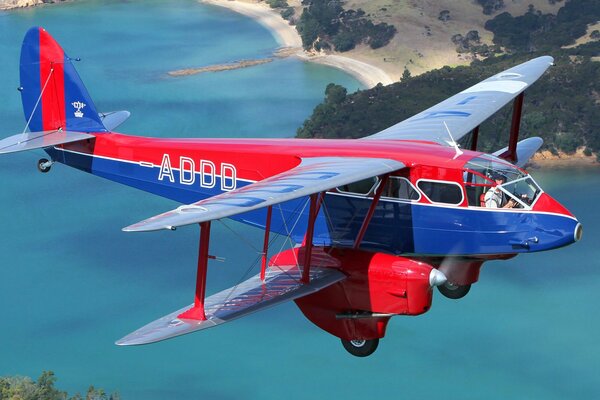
<box><xmin>341</xmin><ymin>338</ymin><xmax>379</xmax><ymax>357</ymax></box>
<box><xmin>37</xmin><ymin>158</ymin><xmax>52</xmax><ymax>173</ymax></box>
<box><xmin>438</xmin><ymin>282</ymin><xmax>471</xmax><ymax>299</ymax></box>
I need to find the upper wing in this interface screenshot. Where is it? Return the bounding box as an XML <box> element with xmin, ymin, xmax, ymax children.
<box><xmin>124</xmin><ymin>156</ymin><xmax>404</xmax><ymax>232</ymax></box>
<box><xmin>364</xmin><ymin>56</ymin><xmax>554</xmax><ymax>145</ymax></box>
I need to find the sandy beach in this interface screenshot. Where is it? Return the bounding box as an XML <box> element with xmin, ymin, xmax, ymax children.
<box><xmin>200</xmin><ymin>0</ymin><xmax>394</xmax><ymax>88</ymax></box>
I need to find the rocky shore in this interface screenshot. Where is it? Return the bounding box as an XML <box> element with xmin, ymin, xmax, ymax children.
<box><xmin>0</xmin><ymin>0</ymin><xmax>69</xmax><ymax>11</ymax></box>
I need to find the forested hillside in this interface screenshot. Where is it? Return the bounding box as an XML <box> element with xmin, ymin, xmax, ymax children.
<box><xmin>297</xmin><ymin>0</ymin><xmax>600</xmax><ymax>159</ymax></box>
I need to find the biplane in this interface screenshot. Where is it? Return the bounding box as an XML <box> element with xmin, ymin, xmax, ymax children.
<box><xmin>0</xmin><ymin>27</ymin><xmax>582</xmax><ymax>357</ymax></box>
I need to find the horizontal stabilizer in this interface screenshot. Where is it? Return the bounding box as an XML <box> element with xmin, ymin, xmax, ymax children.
<box><xmin>99</xmin><ymin>111</ymin><xmax>130</xmax><ymax>131</ymax></box>
<box><xmin>0</xmin><ymin>130</ymin><xmax>94</xmax><ymax>155</ymax></box>
<box><xmin>116</xmin><ymin>265</ymin><xmax>345</xmax><ymax>346</ymax></box>
<box><xmin>492</xmin><ymin>137</ymin><xmax>543</xmax><ymax>167</ymax></box>
<box><xmin>124</xmin><ymin>156</ymin><xmax>404</xmax><ymax>232</ymax></box>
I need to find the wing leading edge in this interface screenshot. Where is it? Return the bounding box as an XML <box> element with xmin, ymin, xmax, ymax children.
<box><xmin>364</xmin><ymin>56</ymin><xmax>554</xmax><ymax>145</ymax></box>
<box><xmin>124</xmin><ymin>156</ymin><xmax>405</xmax><ymax>232</ymax></box>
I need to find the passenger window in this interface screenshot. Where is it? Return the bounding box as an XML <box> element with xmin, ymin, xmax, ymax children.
<box><xmin>381</xmin><ymin>177</ymin><xmax>420</xmax><ymax>200</ymax></box>
<box><xmin>337</xmin><ymin>177</ymin><xmax>378</xmax><ymax>196</ymax></box>
<box><xmin>417</xmin><ymin>180</ymin><xmax>463</xmax><ymax>205</ymax></box>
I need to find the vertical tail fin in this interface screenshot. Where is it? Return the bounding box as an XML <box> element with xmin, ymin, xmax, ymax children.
<box><xmin>19</xmin><ymin>27</ymin><xmax>107</xmax><ymax>133</ymax></box>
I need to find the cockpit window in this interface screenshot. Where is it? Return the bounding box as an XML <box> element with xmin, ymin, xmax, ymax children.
<box><xmin>465</xmin><ymin>155</ymin><xmax>527</xmax><ymax>183</ymax></box>
<box><xmin>336</xmin><ymin>177</ymin><xmax>378</xmax><ymax>196</ymax></box>
<box><xmin>498</xmin><ymin>177</ymin><xmax>541</xmax><ymax>208</ymax></box>
<box><xmin>381</xmin><ymin>177</ymin><xmax>420</xmax><ymax>201</ymax></box>
<box><xmin>463</xmin><ymin>155</ymin><xmax>542</xmax><ymax>208</ymax></box>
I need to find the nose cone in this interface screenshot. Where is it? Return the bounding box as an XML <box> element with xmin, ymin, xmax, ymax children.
<box><xmin>530</xmin><ymin>193</ymin><xmax>581</xmax><ymax>251</ymax></box>
<box><xmin>574</xmin><ymin>222</ymin><xmax>583</xmax><ymax>242</ymax></box>
<box><xmin>429</xmin><ymin>269</ymin><xmax>447</xmax><ymax>287</ymax></box>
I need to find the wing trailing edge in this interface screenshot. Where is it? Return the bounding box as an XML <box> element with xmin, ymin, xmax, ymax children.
<box><xmin>123</xmin><ymin>156</ymin><xmax>405</xmax><ymax>232</ymax></box>
<box><xmin>116</xmin><ymin>265</ymin><xmax>346</xmax><ymax>346</ymax></box>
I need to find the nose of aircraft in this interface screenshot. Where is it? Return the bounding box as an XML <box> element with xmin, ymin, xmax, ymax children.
<box><xmin>530</xmin><ymin>192</ymin><xmax>581</xmax><ymax>250</ymax></box>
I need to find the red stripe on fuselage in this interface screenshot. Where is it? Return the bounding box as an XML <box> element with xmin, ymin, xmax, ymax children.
<box><xmin>68</xmin><ymin>133</ymin><xmax>471</xmax><ymax>182</ymax></box>
<box><xmin>39</xmin><ymin>28</ymin><xmax>65</xmax><ymax>131</ymax></box>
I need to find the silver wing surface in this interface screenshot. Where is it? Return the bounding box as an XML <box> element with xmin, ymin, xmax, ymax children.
<box><xmin>116</xmin><ymin>265</ymin><xmax>346</xmax><ymax>345</ymax></box>
<box><xmin>124</xmin><ymin>156</ymin><xmax>404</xmax><ymax>232</ymax></box>
<box><xmin>98</xmin><ymin>110</ymin><xmax>130</xmax><ymax>131</ymax></box>
<box><xmin>0</xmin><ymin>130</ymin><xmax>94</xmax><ymax>155</ymax></box>
<box><xmin>365</xmin><ymin>56</ymin><xmax>554</xmax><ymax>145</ymax></box>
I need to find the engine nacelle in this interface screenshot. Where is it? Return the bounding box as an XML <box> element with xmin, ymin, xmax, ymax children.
<box><xmin>270</xmin><ymin>247</ymin><xmax>438</xmax><ymax>340</ymax></box>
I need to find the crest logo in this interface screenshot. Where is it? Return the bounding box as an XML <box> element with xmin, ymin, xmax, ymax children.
<box><xmin>72</xmin><ymin>101</ymin><xmax>86</xmax><ymax>118</ymax></box>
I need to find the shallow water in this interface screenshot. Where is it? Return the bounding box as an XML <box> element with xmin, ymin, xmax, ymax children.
<box><xmin>0</xmin><ymin>1</ymin><xmax>599</xmax><ymax>399</ymax></box>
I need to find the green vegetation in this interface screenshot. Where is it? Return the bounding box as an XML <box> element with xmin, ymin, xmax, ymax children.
<box><xmin>475</xmin><ymin>0</ymin><xmax>505</xmax><ymax>15</ymax></box>
<box><xmin>297</xmin><ymin>52</ymin><xmax>599</xmax><ymax>156</ymax></box>
<box><xmin>295</xmin><ymin>0</ymin><xmax>396</xmax><ymax>51</ymax></box>
<box><xmin>297</xmin><ymin>0</ymin><xmax>600</xmax><ymax>159</ymax></box>
<box><xmin>451</xmin><ymin>30</ymin><xmax>500</xmax><ymax>57</ymax></box>
<box><xmin>266</xmin><ymin>0</ymin><xmax>288</xmax><ymax>8</ymax></box>
<box><xmin>0</xmin><ymin>371</ymin><xmax>119</xmax><ymax>400</ymax></box>
<box><xmin>485</xmin><ymin>0</ymin><xmax>600</xmax><ymax>52</ymax></box>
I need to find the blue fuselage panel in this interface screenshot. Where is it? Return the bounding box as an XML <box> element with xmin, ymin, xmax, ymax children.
<box><xmin>48</xmin><ymin>148</ymin><xmax>577</xmax><ymax>257</ymax></box>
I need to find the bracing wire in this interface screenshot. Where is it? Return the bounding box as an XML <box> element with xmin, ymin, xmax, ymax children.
<box><xmin>21</xmin><ymin>67</ymin><xmax>55</xmax><ymax>139</ymax></box>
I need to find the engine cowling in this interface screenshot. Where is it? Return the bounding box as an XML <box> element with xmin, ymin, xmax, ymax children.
<box><xmin>270</xmin><ymin>247</ymin><xmax>439</xmax><ymax>340</ymax></box>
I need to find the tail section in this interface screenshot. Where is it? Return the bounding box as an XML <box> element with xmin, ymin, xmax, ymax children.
<box><xmin>19</xmin><ymin>27</ymin><xmax>107</xmax><ymax>133</ymax></box>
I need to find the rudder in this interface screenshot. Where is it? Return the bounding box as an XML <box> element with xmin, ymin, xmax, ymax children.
<box><xmin>19</xmin><ymin>27</ymin><xmax>107</xmax><ymax>133</ymax></box>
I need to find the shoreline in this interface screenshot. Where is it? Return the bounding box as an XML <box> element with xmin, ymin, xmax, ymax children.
<box><xmin>0</xmin><ymin>0</ymin><xmax>70</xmax><ymax>11</ymax></box>
<box><xmin>529</xmin><ymin>149</ymin><xmax>599</xmax><ymax>169</ymax></box>
<box><xmin>199</xmin><ymin>0</ymin><xmax>394</xmax><ymax>88</ymax></box>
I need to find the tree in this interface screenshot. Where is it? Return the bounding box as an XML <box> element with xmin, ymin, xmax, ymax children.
<box><xmin>325</xmin><ymin>83</ymin><xmax>347</xmax><ymax>105</ymax></box>
<box><xmin>438</xmin><ymin>10</ymin><xmax>450</xmax><ymax>22</ymax></box>
<box><xmin>401</xmin><ymin>67</ymin><xmax>412</xmax><ymax>81</ymax></box>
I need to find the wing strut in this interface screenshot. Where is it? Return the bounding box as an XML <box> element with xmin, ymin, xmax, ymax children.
<box><xmin>302</xmin><ymin>193</ymin><xmax>324</xmax><ymax>284</ymax></box>
<box><xmin>502</xmin><ymin>92</ymin><xmax>525</xmax><ymax>163</ymax></box>
<box><xmin>178</xmin><ymin>221</ymin><xmax>211</xmax><ymax>321</ymax></box>
<box><xmin>260</xmin><ymin>206</ymin><xmax>273</xmax><ymax>282</ymax></box>
<box><xmin>354</xmin><ymin>174</ymin><xmax>390</xmax><ymax>249</ymax></box>
<box><xmin>470</xmin><ymin>126</ymin><xmax>480</xmax><ymax>151</ymax></box>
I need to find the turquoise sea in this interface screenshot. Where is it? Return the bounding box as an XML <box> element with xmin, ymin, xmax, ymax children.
<box><xmin>0</xmin><ymin>1</ymin><xmax>599</xmax><ymax>399</ymax></box>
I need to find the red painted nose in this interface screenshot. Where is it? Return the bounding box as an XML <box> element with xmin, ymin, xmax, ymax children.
<box><xmin>532</xmin><ymin>193</ymin><xmax>574</xmax><ymax>217</ymax></box>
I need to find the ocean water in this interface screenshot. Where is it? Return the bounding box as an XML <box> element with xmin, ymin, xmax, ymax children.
<box><xmin>0</xmin><ymin>1</ymin><xmax>599</xmax><ymax>399</ymax></box>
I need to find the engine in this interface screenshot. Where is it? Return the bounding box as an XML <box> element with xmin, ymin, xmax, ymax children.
<box><xmin>270</xmin><ymin>247</ymin><xmax>442</xmax><ymax>341</ymax></box>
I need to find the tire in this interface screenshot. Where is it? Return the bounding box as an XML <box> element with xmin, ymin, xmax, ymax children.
<box><xmin>37</xmin><ymin>158</ymin><xmax>51</xmax><ymax>173</ymax></box>
<box><xmin>438</xmin><ymin>282</ymin><xmax>471</xmax><ymax>299</ymax></box>
<box><xmin>341</xmin><ymin>338</ymin><xmax>379</xmax><ymax>357</ymax></box>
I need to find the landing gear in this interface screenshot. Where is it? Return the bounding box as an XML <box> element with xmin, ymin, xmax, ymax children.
<box><xmin>341</xmin><ymin>338</ymin><xmax>379</xmax><ymax>357</ymax></box>
<box><xmin>37</xmin><ymin>158</ymin><xmax>53</xmax><ymax>173</ymax></box>
<box><xmin>438</xmin><ymin>282</ymin><xmax>471</xmax><ymax>299</ymax></box>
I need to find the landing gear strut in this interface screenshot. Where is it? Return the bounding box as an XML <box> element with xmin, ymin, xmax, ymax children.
<box><xmin>37</xmin><ymin>158</ymin><xmax>53</xmax><ymax>173</ymax></box>
<box><xmin>438</xmin><ymin>282</ymin><xmax>471</xmax><ymax>299</ymax></box>
<box><xmin>341</xmin><ymin>338</ymin><xmax>379</xmax><ymax>357</ymax></box>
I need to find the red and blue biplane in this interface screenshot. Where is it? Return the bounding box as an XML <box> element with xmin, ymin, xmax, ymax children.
<box><xmin>0</xmin><ymin>27</ymin><xmax>582</xmax><ymax>356</ymax></box>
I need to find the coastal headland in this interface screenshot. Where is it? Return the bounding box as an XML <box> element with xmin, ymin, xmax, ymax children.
<box><xmin>200</xmin><ymin>0</ymin><xmax>394</xmax><ymax>88</ymax></box>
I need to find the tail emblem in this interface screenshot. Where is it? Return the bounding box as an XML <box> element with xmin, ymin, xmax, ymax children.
<box><xmin>72</xmin><ymin>101</ymin><xmax>86</xmax><ymax>118</ymax></box>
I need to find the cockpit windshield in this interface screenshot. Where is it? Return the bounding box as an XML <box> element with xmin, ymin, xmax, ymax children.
<box><xmin>463</xmin><ymin>155</ymin><xmax>542</xmax><ymax>209</ymax></box>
